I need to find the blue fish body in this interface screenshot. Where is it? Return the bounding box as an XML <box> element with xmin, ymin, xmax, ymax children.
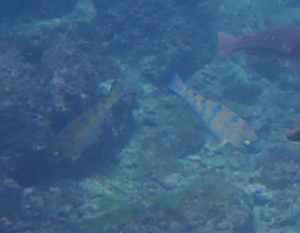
<box><xmin>168</xmin><ymin>73</ymin><xmax>262</xmax><ymax>154</ymax></box>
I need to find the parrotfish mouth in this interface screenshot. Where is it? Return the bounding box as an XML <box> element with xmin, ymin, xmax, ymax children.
<box><xmin>246</xmin><ymin>139</ymin><xmax>263</xmax><ymax>154</ymax></box>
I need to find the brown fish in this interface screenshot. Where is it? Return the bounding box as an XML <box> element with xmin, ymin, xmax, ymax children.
<box><xmin>218</xmin><ymin>26</ymin><xmax>300</xmax><ymax>66</ymax></box>
<box><xmin>287</xmin><ymin>118</ymin><xmax>300</xmax><ymax>141</ymax></box>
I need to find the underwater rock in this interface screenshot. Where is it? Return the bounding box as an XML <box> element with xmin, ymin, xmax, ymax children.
<box><xmin>200</xmin><ymin>155</ymin><xmax>226</xmax><ymax>168</ymax></box>
<box><xmin>242</xmin><ymin>184</ymin><xmax>272</xmax><ymax>205</ymax></box>
<box><xmin>20</xmin><ymin>41</ymin><xmax>46</xmax><ymax>64</ymax></box>
<box><xmin>288</xmin><ymin>0</ymin><xmax>300</xmax><ymax>7</ymax></box>
<box><xmin>268</xmin><ymin>230</ymin><xmax>293</xmax><ymax>233</ymax></box>
<box><xmin>249</xmin><ymin>59</ymin><xmax>281</xmax><ymax>82</ymax></box>
<box><xmin>0</xmin><ymin>179</ymin><xmax>23</xmax><ymax>220</ymax></box>
<box><xmin>216</xmin><ymin>219</ymin><xmax>232</xmax><ymax>231</ymax></box>
<box><xmin>222</xmin><ymin>82</ymin><xmax>262</xmax><ymax>105</ymax></box>
<box><xmin>260</xmin><ymin>205</ymin><xmax>279</xmax><ymax>222</ymax></box>
<box><xmin>119</xmin><ymin>149</ymin><xmax>138</xmax><ymax>168</ymax></box>
<box><xmin>186</xmin><ymin>154</ymin><xmax>202</xmax><ymax>161</ymax></box>
<box><xmin>260</xmin><ymin>161</ymin><xmax>299</xmax><ymax>189</ymax></box>
<box><xmin>1</xmin><ymin>178</ymin><xmax>21</xmax><ymax>190</ymax></box>
<box><xmin>158</xmin><ymin>173</ymin><xmax>184</xmax><ymax>189</ymax></box>
<box><xmin>0</xmin><ymin>0</ymin><xmax>77</xmax><ymax>21</ymax></box>
<box><xmin>227</xmin><ymin>157</ymin><xmax>241</xmax><ymax>170</ymax></box>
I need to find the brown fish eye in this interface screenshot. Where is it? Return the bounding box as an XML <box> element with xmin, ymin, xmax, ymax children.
<box><xmin>244</xmin><ymin>140</ymin><xmax>250</xmax><ymax>146</ymax></box>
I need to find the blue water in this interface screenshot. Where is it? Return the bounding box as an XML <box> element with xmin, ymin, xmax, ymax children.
<box><xmin>0</xmin><ymin>1</ymin><xmax>299</xmax><ymax>232</ymax></box>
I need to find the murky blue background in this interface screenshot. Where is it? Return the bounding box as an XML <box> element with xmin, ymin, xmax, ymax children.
<box><xmin>0</xmin><ymin>1</ymin><xmax>299</xmax><ymax>232</ymax></box>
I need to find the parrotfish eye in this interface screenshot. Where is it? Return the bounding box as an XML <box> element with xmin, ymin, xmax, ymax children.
<box><xmin>244</xmin><ymin>140</ymin><xmax>250</xmax><ymax>146</ymax></box>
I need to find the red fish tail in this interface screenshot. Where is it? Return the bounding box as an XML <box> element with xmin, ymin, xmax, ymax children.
<box><xmin>287</xmin><ymin>118</ymin><xmax>300</xmax><ymax>141</ymax></box>
<box><xmin>218</xmin><ymin>32</ymin><xmax>241</xmax><ymax>56</ymax></box>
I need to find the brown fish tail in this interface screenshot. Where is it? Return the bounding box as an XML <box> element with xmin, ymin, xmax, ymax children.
<box><xmin>218</xmin><ymin>32</ymin><xmax>241</xmax><ymax>56</ymax></box>
<box><xmin>287</xmin><ymin>118</ymin><xmax>300</xmax><ymax>141</ymax></box>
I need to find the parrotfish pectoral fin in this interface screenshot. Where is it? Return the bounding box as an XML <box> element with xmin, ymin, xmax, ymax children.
<box><xmin>167</xmin><ymin>72</ymin><xmax>187</xmax><ymax>97</ymax></box>
<box><xmin>209</xmin><ymin>138</ymin><xmax>228</xmax><ymax>149</ymax></box>
<box><xmin>218</xmin><ymin>32</ymin><xmax>240</xmax><ymax>56</ymax></box>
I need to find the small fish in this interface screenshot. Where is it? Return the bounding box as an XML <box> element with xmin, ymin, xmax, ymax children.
<box><xmin>218</xmin><ymin>26</ymin><xmax>300</xmax><ymax>66</ymax></box>
<box><xmin>167</xmin><ymin>73</ymin><xmax>262</xmax><ymax>154</ymax></box>
<box><xmin>50</xmin><ymin>80</ymin><xmax>126</xmax><ymax>160</ymax></box>
<box><xmin>287</xmin><ymin>118</ymin><xmax>300</xmax><ymax>141</ymax></box>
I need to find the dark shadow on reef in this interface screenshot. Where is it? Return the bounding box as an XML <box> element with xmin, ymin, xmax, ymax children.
<box><xmin>0</xmin><ymin>0</ymin><xmax>77</xmax><ymax>21</ymax></box>
<box><xmin>8</xmin><ymin>100</ymin><xmax>136</xmax><ymax>187</ymax></box>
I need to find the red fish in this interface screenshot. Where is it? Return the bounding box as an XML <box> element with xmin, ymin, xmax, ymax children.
<box><xmin>218</xmin><ymin>27</ymin><xmax>300</xmax><ymax>66</ymax></box>
<box><xmin>287</xmin><ymin>118</ymin><xmax>300</xmax><ymax>141</ymax></box>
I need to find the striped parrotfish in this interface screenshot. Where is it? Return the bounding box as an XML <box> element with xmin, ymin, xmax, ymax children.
<box><xmin>50</xmin><ymin>80</ymin><xmax>126</xmax><ymax>161</ymax></box>
<box><xmin>167</xmin><ymin>73</ymin><xmax>262</xmax><ymax>154</ymax></box>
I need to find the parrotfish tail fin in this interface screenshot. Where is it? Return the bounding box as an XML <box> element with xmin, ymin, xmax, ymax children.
<box><xmin>218</xmin><ymin>32</ymin><xmax>240</xmax><ymax>56</ymax></box>
<box><xmin>167</xmin><ymin>72</ymin><xmax>188</xmax><ymax>97</ymax></box>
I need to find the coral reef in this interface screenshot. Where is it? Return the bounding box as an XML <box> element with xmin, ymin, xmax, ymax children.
<box><xmin>1</xmin><ymin>0</ymin><xmax>300</xmax><ymax>233</ymax></box>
